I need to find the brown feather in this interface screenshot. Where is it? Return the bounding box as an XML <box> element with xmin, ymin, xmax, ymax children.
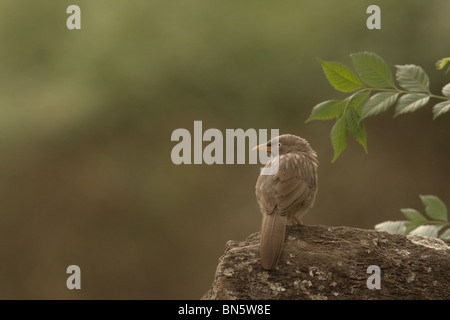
<box><xmin>259</xmin><ymin>211</ymin><xmax>287</xmax><ymax>270</ymax></box>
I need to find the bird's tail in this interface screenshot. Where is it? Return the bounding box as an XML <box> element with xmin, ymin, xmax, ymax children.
<box><xmin>259</xmin><ymin>212</ymin><xmax>287</xmax><ymax>270</ymax></box>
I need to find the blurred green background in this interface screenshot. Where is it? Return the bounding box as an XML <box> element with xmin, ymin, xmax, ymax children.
<box><xmin>0</xmin><ymin>0</ymin><xmax>449</xmax><ymax>299</ymax></box>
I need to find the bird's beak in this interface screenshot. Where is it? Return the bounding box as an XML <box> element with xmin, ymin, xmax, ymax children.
<box><xmin>252</xmin><ymin>143</ymin><xmax>271</xmax><ymax>151</ymax></box>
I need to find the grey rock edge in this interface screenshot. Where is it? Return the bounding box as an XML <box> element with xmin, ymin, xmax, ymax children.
<box><xmin>202</xmin><ymin>225</ymin><xmax>450</xmax><ymax>300</ymax></box>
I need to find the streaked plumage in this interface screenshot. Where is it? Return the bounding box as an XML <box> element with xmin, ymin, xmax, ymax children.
<box><xmin>255</xmin><ymin>134</ymin><xmax>318</xmax><ymax>270</ymax></box>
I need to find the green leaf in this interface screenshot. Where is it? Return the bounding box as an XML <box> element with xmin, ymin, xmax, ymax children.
<box><xmin>305</xmin><ymin>100</ymin><xmax>346</xmax><ymax>122</ymax></box>
<box><xmin>345</xmin><ymin>107</ymin><xmax>367</xmax><ymax>152</ymax></box>
<box><xmin>394</xmin><ymin>93</ymin><xmax>430</xmax><ymax>117</ymax></box>
<box><xmin>432</xmin><ymin>100</ymin><xmax>450</xmax><ymax>119</ymax></box>
<box><xmin>361</xmin><ymin>92</ymin><xmax>399</xmax><ymax>119</ymax></box>
<box><xmin>351</xmin><ymin>52</ymin><xmax>395</xmax><ymax>88</ymax></box>
<box><xmin>317</xmin><ymin>59</ymin><xmax>363</xmax><ymax>92</ymax></box>
<box><xmin>409</xmin><ymin>225</ymin><xmax>444</xmax><ymax>238</ymax></box>
<box><xmin>405</xmin><ymin>221</ymin><xmax>422</xmax><ymax>234</ymax></box>
<box><xmin>395</xmin><ymin>64</ymin><xmax>430</xmax><ymax>92</ymax></box>
<box><xmin>401</xmin><ymin>208</ymin><xmax>427</xmax><ymax>222</ymax></box>
<box><xmin>345</xmin><ymin>91</ymin><xmax>370</xmax><ymax>116</ymax></box>
<box><xmin>420</xmin><ymin>195</ymin><xmax>448</xmax><ymax>222</ymax></box>
<box><xmin>330</xmin><ymin>116</ymin><xmax>348</xmax><ymax>162</ymax></box>
<box><xmin>439</xmin><ymin>228</ymin><xmax>450</xmax><ymax>239</ymax></box>
<box><xmin>442</xmin><ymin>83</ymin><xmax>450</xmax><ymax>97</ymax></box>
<box><xmin>375</xmin><ymin>221</ymin><xmax>407</xmax><ymax>235</ymax></box>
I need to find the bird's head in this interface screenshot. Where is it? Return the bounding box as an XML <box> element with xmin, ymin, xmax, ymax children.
<box><xmin>252</xmin><ymin>134</ymin><xmax>313</xmax><ymax>156</ymax></box>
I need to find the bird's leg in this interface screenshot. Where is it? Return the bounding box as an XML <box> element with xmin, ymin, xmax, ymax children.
<box><xmin>291</xmin><ymin>216</ymin><xmax>303</xmax><ymax>226</ymax></box>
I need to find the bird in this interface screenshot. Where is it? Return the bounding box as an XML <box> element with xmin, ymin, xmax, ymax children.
<box><xmin>253</xmin><ymin>134</ymin><xmax>318</xmax><ymax>270</ymax></box>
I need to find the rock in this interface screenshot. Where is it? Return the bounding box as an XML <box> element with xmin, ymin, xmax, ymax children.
<box><xmin>202</xmin><ymin>225</ymin><xmax>450</xmax><ymax>300</ymax></box>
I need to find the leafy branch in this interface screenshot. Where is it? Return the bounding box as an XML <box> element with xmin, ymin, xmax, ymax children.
<box><xmin>306</xmin><ymin>52</ymin><xmax>450</xmax><ymax>162</ymax></box>
<box><xmin>375</xmin><ymin>195</ymin><xmax>450</xmax><ymax>239</ymax></box>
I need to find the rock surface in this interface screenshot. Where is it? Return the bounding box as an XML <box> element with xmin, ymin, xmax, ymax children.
<box><xmin>202</xmin><ymin>225</ymin><xmax>450</xmax><ymax>300</ymax></box>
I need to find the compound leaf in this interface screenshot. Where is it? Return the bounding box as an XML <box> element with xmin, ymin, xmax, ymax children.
<box><xmin>361</xmin><ymin>92</ymin><xmax>399</xmax><ymax>119</ymax></box>
<box><xmin>433</xmin><ymin>100</ymin><xmax>450</xmax><ymax>119</ymax></box>
<box><xmin>442</xmin><ymin>83</ymin><xmax>450</xmax><ymax>97</ymax></box>
<box><xmin>375</xmin><ymin>221</ymin><xmax>407</xmax><ymax>235</ymax></box>
<box><xmin>306</xmin><ymin>100</ymin><xmax>346</xmax><ymax>122</ymax></box>
<box><xmin>420</xmin><ymin>195</ymin><xmax>448</xmax><ymax>222</ymax></box>
<box><xmin>394</xmin><ymin>93</ymin><xmax>429</xmax><ymax>117</ymax></box>
<box><xmin>351</xmin><ymin>52</ymin><xmax>395</xmax><ymax>88</ymax></box>
<box><xmin>346</xmin><ymin>107</ymin><xmax>367</xmax><ymax>152</ymax></box>
<box><xmin>409</xmin><ymin>225</ymin><xmax>444</xmax><ymax>238</ymax></box>
<box><xmin>401</xmin><ymin>208</ymin><xmax>427</xmax><ymax>222</ymax></box>
<box><xmin>318</xmin><ymin>59</ymin><xmax>363</xmax><ymax>93</ymax></box>
<box><xmin>440</xmin><ymin>228</ymin><xmax>450</xmax><ymax>239</ymax></box>
<box><xmin>396</xmin><ymin>64</ymin><xmax>430</xmax><ymax>92</ymax></box>
<box><xmin>330</xmin><ymin>116</ymin><xmax>348</xmax><ymax>162</ymax></box>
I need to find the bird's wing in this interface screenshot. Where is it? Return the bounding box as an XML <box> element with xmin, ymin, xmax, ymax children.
<box><xmin>273</xmin><ymin>155</ymin><xmax>312</xmax><ymax>215</ymax></box>
<box><xmin>255</xmin><ymin>175</ymin><xmax>278</xmax><ymax>214</ymax></box>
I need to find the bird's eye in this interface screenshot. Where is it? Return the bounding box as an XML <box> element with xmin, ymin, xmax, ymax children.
<box><xmin>277</xmin><ymin>143</ymin><xmax>282</xmax><ymax>147</ymax></box>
